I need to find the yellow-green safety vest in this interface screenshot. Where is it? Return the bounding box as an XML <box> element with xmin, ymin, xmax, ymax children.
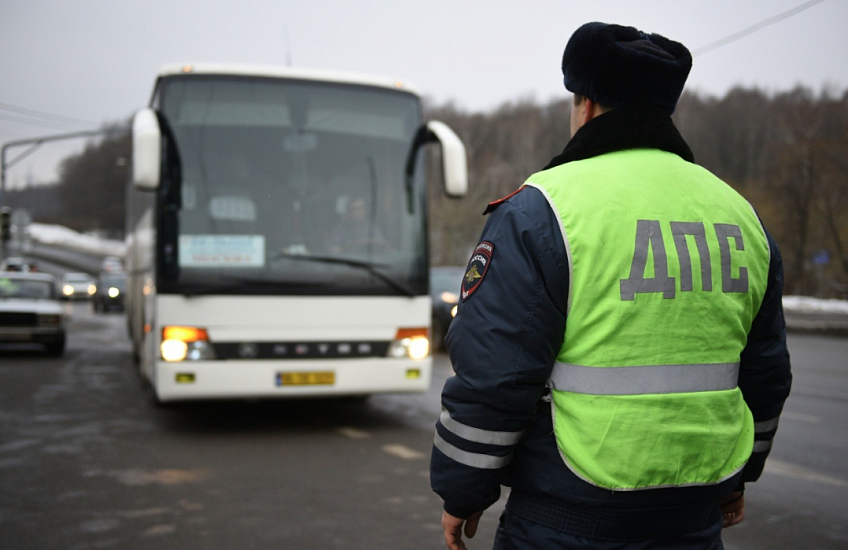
<box><xmin>526</xmin><ymin>148</ymin><xmax>770</xmax><ymax>490</ymax></box>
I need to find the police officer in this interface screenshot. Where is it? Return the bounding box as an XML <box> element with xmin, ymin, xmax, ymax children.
<box><xmin>430</xmin><ymin>22</ymin><xmax>792</xmax><ymax>550</ymax></box>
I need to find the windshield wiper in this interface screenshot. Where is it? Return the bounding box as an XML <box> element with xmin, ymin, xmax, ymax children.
<box><xmin>273</xmin><ymin>252</ymin><xmax>418</xmax><ymax>297</ymax></box>
<box><xmin>180</xmin><ymin>276</ymin><xmax>331</xmax><ymax>297</ymax></box>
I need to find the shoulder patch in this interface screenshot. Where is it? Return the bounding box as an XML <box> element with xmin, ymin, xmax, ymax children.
<box><xmin>461</xmin><ymin>241</ymin><xmax>494</xmax><ymax>301</ymax></box>
<box><xmin>483</xmin><ymin>186</ymin><xmax>525</xmax><ymax>215</ymax></box>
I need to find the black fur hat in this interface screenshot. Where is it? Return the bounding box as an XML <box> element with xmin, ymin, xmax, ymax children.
<box><xmin>562</xmin><ymin>22</ymin><xmax>692</xmax><ymax>115</ymax></box>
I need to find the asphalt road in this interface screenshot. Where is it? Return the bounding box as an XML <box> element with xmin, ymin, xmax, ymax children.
<box><xmin>721</xmin><ymin>332</ymin><xmax>848</xmax><ymax>550</ymax></box>
<box><xmin>1</xmin><ymin>301</ymin><xmax>461</xmax><ymax>550</ymax></box>
<box><xmin>1</xmin><ymin>284</ymin><xmax>847</xmax><ymax>549</ymax></box>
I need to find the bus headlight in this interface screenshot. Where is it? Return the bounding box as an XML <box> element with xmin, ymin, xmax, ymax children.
<box><xmin>387</xmin><ymin>328</ymin><xmax>429</xmax><ymax>360</ymax></box>
<box><xmin>161</xmin><ymin>339</ymin><xmax>189</xmax><ymax>362</ymax></box>
<box><xmin>161</xmin><ymin>326</ymin><xmax>216</xmax><ymax>362</ymax></box>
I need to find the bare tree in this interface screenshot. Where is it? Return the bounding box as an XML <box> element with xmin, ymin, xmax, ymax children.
<box><xmin>55</xmin><ymin>123</ymin><xmax>130</xmax><ymax>237</ymax></box>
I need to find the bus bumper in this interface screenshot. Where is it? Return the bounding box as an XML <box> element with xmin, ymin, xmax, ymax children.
<box><xmin>153</xmin><ymin>357</ymin><xmax>432</xmax><ymax>402</ymax></box>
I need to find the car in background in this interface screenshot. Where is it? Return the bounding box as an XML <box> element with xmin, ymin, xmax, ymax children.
<box><xmin>100</xmin><ymin>256</ymin><xmax>124</xmax><ymax>273</ymax></box>
<box><xmin>0</xmin><ymin>257</ymin><xmax>33</xmax><ymax>272</ymax></box>
<box><xmin>92</xmin><ymin>271</ymin><xmax>127</xmax><ymax>313</ymax></box>
<box><xmin>60</xmin><ymin>272</ymin><xmax>96</xmax><ymax>301</ymax></box>
<box><xmin>430</xmin><ymin>266</ymin><xmax>466</xmax><ymax>351</ymax></box>
<box><xmin>0</xmin><ymin>272</ymin><xmax>66</xmax><ymax>356</ymax></box>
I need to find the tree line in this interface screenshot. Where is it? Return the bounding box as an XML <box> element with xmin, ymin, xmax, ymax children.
<box><xmin>6</xmin><ymin>85</ymin><xmax>846</xmax><ymax>297</ymax></box>
<box><xmin>426</xmin><ymin>86</ymin><xmax>848</xmax><ymax>298</ymax></box>
<box><xmin>5</xmin><ymin>122</ymin><xmax>131</xmax><ymax>240</ymax></box>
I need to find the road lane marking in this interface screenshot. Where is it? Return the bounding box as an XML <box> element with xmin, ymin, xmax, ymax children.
<box><xmin>143</xmin><ymin>524</ymin><xmax>176</xmax><ymax>537</ymax></box>
<box><xmin>336</xmin><ymin>427</ymin><xmax>371</xmax><ymax>439</ymax></box>
<box><xmin>79</xmin><ymin>519</ymin><xmax>119</xmax><ymax>533</ymax></box>
<box><xmin>382</xmin><ymin>444</ymin><xmax>425</xmax><ymax>460</ymax></box>
<box><xmin>98</xmin><ymin>469</ymin><xmax>209</xmax><ymax>486</ymax></box>
<box><xmin>116</xmin><ymin>508</ymin><xmax>170</xmax><ymax>518</ymax></box>
<box><xmin>0</xmin><ymin>438</ymin><xmax>41</xmax><ymax>452</ymax></box>
<box><xmin>781</xmin><ymin>411</ymin><xmax>821</xmax><ymax>423</ymax></box>
<box><xmin>765</xmin><ymin>459</ymin><xmax>848</xmax><ymax>487</ymax></box>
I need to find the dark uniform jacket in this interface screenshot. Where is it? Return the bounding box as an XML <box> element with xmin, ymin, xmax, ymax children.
<box><xmin>430</xmin><ymin>106</ymin><xmax>792</xmax><ymax>536</ymax></box>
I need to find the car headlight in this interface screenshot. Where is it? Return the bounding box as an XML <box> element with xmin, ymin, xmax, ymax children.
<box><xmin>108</xmin><ymin>287</ymin><xmax>120</xmax><ymax>298</ymax></box>
<box><xmin>87</xmin><ymin>284</ymin><xmax>96</xmax><ymax>295</ymax></box>
<box><xmin>387</xmin><ymin>327</ymin><xmax>429</xmax><ymax>360</ymax></box>
<box><xmin>161</xmin><ymin>326</ymin><xmax>216</xmax><ymax>362</ymax></box>
<box><xmin>62</xmin><ymin>285</ymin><xmax>74</xmax><ymax>296</ymax></box>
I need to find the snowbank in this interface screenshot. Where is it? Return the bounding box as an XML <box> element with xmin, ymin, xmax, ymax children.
<box><xmin>783</xmin><ymin>296</ymin><xmax>848</xmax><ymax>315</ymax></box>
<box><xmin>29</xmin><ymin>223</ymin><xmax>126</xmax><ymax>258</ymax></box>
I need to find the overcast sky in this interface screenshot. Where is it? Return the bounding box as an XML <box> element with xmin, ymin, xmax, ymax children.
<box><xmin>1</xmin><ymin>0</ymin><xmax>846</xmax><ymax>187</ymax></box>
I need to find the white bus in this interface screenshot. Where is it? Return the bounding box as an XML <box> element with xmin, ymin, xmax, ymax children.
<box><xmin>126</xmin><ymin>64</ymin><xmax>467</xmax><ymax>403</ymax></box>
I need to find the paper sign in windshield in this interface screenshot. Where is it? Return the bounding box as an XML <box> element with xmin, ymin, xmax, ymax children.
<box><xmin>179</xmin><ymin>235</ymin><xmax>265</xmax><ymax>267</ymax></box>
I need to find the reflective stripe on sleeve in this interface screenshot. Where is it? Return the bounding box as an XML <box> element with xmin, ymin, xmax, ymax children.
<box><xmin>548</xmin><ymin>362</ymin><xmax>740</xmax><ymax>395</ymax></box>
<box><xmin>439</xmin><ymin>408</ymin><xmax>524</xmax><ymax>446</ymax></box>
<box><xmin>755</xmin><ymin>417</ymin><xmax>780</xmax><ymax>433</ymax></box>
<box><xmin>433</xmin><ymin>433</ymin><xmax>512</xmax><ymax>470</ymax></box>
<box><xmin>753</xmin><ymin>440</ymin><xmax>773</xmax><ymax>453</ymax></box>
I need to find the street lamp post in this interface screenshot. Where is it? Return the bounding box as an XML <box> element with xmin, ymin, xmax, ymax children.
<box><xmin>1</xmin><ymin>128</ymin><xmax>127</xmax><ymax>206</ymax></box>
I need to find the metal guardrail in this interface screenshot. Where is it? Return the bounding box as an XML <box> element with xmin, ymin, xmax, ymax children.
<box><xmin>27</xmin><ymin>243</ymin><xmax>104</xmax><ymax>275</ymax></box>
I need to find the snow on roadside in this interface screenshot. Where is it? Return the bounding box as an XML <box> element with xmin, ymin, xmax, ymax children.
<box><xmin>30</xmin><ymin>222</ymin><xmax>126</xmax><ymax>258</ymax></box>
<box><xmin>783</xmin><ymin>296</ymin><xmax>848</xmax><ymax>315</ymax></box>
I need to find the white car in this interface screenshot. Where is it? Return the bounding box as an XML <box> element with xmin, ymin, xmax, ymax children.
<box><xmin>61</xmin><ymin>272</ymin><xmax>96</xmax><ymax>301</ymax></box>
<box><xmin>0</xmin><ymin>272</ymin><xmax>66</xmax><ymax>356</ymax></box>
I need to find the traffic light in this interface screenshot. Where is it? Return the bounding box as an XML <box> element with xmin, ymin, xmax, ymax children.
<box><xmin>0</xmin><ymin>207</ymin><xmax>11</xmax><ymax>243</ymax></box>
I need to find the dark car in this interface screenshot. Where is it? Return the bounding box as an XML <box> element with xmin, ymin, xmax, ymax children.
<box><xmin>100</xmin><ymin>256</ymin><xmax>124</xmax><ymax>273</ymax></box>
<box><xmin>430</xmin><ymin>266</ymin><xmax>465</xmax><ymax>351</ymax></box>
<box><xmin>92</xmin><ymin>271</ymin><xmax>127</xmax><ymax>313</ymax></box>
<box><xmin>0</xmin><ymin>257</ymin><xmax>33</xmax><ymax>272</ymax></box>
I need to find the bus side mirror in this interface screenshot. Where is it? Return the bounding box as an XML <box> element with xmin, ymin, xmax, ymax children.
<box><xmin>132</xmin><ymin>108</ymin><xmax>162</xmax><ymax>190</ymax></box>
<box><xmin>426</xmin><ymin>120</ymin><xmax>468</xmax><ymax>198</ymax></box>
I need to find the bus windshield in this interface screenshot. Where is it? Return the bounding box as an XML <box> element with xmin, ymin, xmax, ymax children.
<box><xmin>156</xmin><ymin>75</ymin><xmax>428</xmax><ymax>296</ymax></box>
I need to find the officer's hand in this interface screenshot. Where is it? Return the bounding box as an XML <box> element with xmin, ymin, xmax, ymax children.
<box><xmin>442</xmin><ymin>510</ymin><xmax>483</xmax><ymax>550</ymax></box>
<box><xmin>720</xmin><ymin>491</ymin><xmax>745</xmax><ymax>528</ymax></box>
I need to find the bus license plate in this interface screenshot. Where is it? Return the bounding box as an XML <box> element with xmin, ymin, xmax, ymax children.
<box><xmin>277</xmin><ymin>371</ymin><xmax>335</xmax><ymax>386</ymax></box>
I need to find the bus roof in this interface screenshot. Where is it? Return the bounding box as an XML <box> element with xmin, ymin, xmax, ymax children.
<box><xmin>156</xmin><ymin>63</ymin><xmax>421</xmax><ymax>97</ymax></box>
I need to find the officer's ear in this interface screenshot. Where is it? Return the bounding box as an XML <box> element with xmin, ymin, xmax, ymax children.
<box><xmin>582</xmin><ymin>98</ymin><xmax>605</xmax><ymax>124</ymax></box>
<box><xmin>572</xmin><ymin>94</ymin><xmax>610</xmax><ymax>134</ymax></box>
<box><xmin>571</xmin><ymin>94</ymin><xmax>602</xmax><ymax>136</ymax></box>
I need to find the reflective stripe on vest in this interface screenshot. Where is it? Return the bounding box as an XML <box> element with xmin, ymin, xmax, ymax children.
<box><xmin>549</xmin><ymin>362</ymin><xmax>740</xmax><ymax>395</ymax></box>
